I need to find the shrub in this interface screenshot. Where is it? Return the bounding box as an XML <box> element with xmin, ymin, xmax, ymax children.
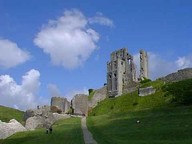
<box><xmin>140</xmin><ymin>77</ymin><xmax>152</xmax><ymax>84</ymax></box>
<box><xmin>162</xmin><ymin>79</ymin><xmax>192</xmax><ymax>105</ymax></box>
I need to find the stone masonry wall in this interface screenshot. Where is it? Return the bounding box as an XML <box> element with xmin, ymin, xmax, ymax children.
<box><xmin>71</xmin><ymin>94</ymin><xmax>88</xmax><ymax>116</ymax></box>
<box><xmin>159</xmin><ymin>68</ymin><xmax>192</xmax><ymax>82</ymax></box>
<box><xmin>138</xmin><ymin>86</ymin><xmax>156</xmax><ymax>96</ymax></box>
<box><xmin>88</xmin><ymin>86</ymin><xmax>107</xmax><ymax>109</ymax></box>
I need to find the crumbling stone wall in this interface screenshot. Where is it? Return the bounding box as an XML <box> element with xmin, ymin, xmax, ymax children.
<box><xmin>138</xmin><ymin>86</ymin><xmax>156</xmax><ymax>96</ymax></box>
<box><xmin>140</xmin><ymin>50</ymin><xmax>149</xmax><ymax>80</ymax></box>
<box><xmin>88</xmin><ymin>86</ymin><xmax>107</xmax><ymax>109</ymax></box>
<box><xmin>24</xmin><ymin>106</ymin><xmax>70</xmax><ymax>130</ymax></box>
<box><xmin>51</xmin><ymin>97</ymin><xmax>70</xmax><ymax>113</ymax></box>
<box><xmin>107</xmin><ymin>48</ymin><xmax>137</xmax><ymax>97</ymax></box>
<box><xmin>159</xmin><ymin>68</ymin><xmax>192</xmax><ymax>82</ymax></box>
<box><xmin>71</xmin><ymin>94</ymin><xmax>88</xmax><ymax>116</ymax></box>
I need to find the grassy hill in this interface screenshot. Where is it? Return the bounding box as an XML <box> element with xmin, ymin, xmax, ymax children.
<box><xmin>0</xmin><ymin>105</ymin><xmax>24</xmax><ymax>124</ymax></box>
<box><xmin>0</xmin><ymin>118</ymin><xmax>84</xmax><ymax>144</ymax></box>
<box><xmin>87</xmin><ymin>79</ymin><xmax>192</xmax><ymax>144</ymax></box>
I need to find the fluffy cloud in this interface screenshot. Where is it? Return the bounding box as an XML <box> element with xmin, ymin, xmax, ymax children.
<box><xmin>34</xmin><ymin>9</ymin><xmax>100</xmax><ymax>69</ymax></box>
<box><xmin>175</xmin><ymin>56</ymin><xmax>191</xmax><ymax>69</ymax></box>
<box><xmin>0</xmin><ymin>69</ymin><xmax>43</xmax><ymax>110</ymax></box>
<box><xmin>47</xmin><ymin>84</ymin><xmax>61</xmax><ymax>97</ymax></box>
<box><xmin>88</xmin><ymin>12</ymin><xmax>114</xmax><ymax>27</ymax></box>
<box><xmin>133</xmin><ymin>52</ymin><xmax>192</xmax><ymax>80</ymax></box>
<box><xmin>65</xmin><ymin>87</ymin><xmax>88</xmax><ymax>101</ymax></box>
<box><xmin>0</xmin><ymin>39</ymin><xmax>30</xmax><ymax>68</ymax></box>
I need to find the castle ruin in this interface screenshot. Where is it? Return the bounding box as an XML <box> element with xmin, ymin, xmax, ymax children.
<box><xmin>51</xmin><ymin>97</ymin><xmax>70</xmax><ymax>113</ymax></box>
<box><xmin>140</xmin><ymin>50</ymin><xmax>149</xmax><ymax>80</ymax></box>
<box><xmin>107</xmin><ymin>48</ymin><xmax>137</xmax><ymax>97</ymax></box>
<box><xmin>107</xmin><ymin>48</ymin><xmax>149</xmax><ymax>97</ymax></box>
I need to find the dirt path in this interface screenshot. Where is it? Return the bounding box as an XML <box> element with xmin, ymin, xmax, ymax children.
<box><xmin>81</xmin><ymin>117</ymin><xmax>97</xmax><ymax>144</ymax></box>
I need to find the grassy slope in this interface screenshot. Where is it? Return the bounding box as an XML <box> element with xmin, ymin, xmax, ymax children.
<box><xmin>88</xmin><ymin>106</ymin><xmax>192</xmax><ymax>144</ymax></box>
<box><xmin>0</xmin><ymin>105</ymin><xmax>24</xmax><ymax>123</ymax></box>
<box><xmin>0</xmin><ymin>118</ymin><xmax>84</xmax><ymax>144</ymax></box>
<box><xmin>87</xmin><ymin>79</ymin><xmax>192</xmax><ymax>144</ymax></box>
<box><xmin>89</xmin><ymin>80</ymin><xmax>167</xmax><ymax>116</ymax></box>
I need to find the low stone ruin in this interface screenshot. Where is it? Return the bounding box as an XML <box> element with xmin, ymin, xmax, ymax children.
<box><xmin>138</xmin><ymin>86</ymin><xmax>156</xmax><ymax>96</ymax></box>
<box><xmin>24</xmin><ymin>106</ymin><xmax>70</xmax><ymax>130</ymax></box>
<box><xmin>0</xmin><ymin>119</ymin><xmax>26</xmax><ymax>139</ymax></box>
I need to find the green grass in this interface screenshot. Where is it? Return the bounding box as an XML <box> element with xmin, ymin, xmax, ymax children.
<box><xmin>89</xmin><ymin>81</ymin><xmax>169</xmax><ymax>116</ymax></box>
<box><xmin>88</xmin><ymin>90</ymin><xmax>95</xmax><ymax>100</ymax></box>
<box><xmin>140</xmin><ymin>79</ymin><xmax>164</xmax><ymax>89</ymax></box>
<box><xmin>87</xmin><ymin>106</ymin><xmax>192</xmax><ymax>144</ymax></box>
<box><xmin>0</xmin><ymin>118</ymin><xmax>84</xmax><ymax>144</ymax></box>
<box><xmin>0</xmin><ymin>105</ymin><xmax>24</xmax><ymax>124</ymax></box>
<box><xmin>87</xmin><ymin>79</ymin><xmax>192</xmax><ymax>143</ymax></box>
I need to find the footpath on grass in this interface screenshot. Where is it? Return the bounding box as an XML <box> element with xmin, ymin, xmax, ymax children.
<box><xmin>81</xmin><ymin>117</ymin><xmax>97</xmax><ymax>144</ymax></box>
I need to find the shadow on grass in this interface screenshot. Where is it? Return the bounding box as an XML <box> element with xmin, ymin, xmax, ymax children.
<box><xmin>88</xmin><ymin>106</ymin><xmax>192</xmax><ymax>144</ymax></box>
<box><xmin>1</xmin><ymin>118</ymin><xmax>84</xmax><ymax>144</ymax></box>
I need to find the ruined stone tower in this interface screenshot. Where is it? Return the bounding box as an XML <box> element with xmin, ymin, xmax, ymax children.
<box><xmin>140</xmin><ymin>50</ymin><xmax>149</xmax><ymax>80</ymax></box>
<box><xmin>107</xmin><ymin>48</ymin><xmax>136</xmax><ymax>97</ymax></box>
<box><xmin>51</xmin><ymin>97</ymin><xmax>70</xmax><ymax>113</ymax></box>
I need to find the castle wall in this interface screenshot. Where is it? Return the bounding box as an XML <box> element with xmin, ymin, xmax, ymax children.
<box><xmin>140</xmin><ymin>50</ymin><xmax>149</xmax><ymax>79</ymax></box>
<box><xmin>51</xmin><ymin>97</ymin><xmax>70</xmax><ymax>113</ymax></box>
<box><xmin>71</xmin><ymin>94</ymin><xmax>88</xmax><ymax>116</ymax></box>
<box><xmin>88</xmin><ymin>86</ymin><xmax>107</xmax><ymax>109</ymax></box>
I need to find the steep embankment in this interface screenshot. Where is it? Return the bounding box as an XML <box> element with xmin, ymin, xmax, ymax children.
<box><xmin>0</xmin><ymin>105</ymin><xmax>24</xmax><ymax>123</ymax></box>
<box><xmin>87</xmin><ymin>79</ymin><xmax>192</xmax><ymax>143</ymax></box>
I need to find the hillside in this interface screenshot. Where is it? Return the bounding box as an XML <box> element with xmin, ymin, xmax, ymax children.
<box><xmin>0</xmin><ymin>105</ymin><xmax>24</xmax><ymax>124</ymax></box>
<box><xmin>0</xmin><ymin>118</ymin><xmax>84</xmax><ymax>144</ymax></box>
<box><xmin>89</xmin><ymin>79</ymin><xmax>192</xmax><ymax>116</ymax></box>
<box><xmin>87</xmin><ymin>79</ymin><xmax>192</xmax><ymax>143</ymax></box>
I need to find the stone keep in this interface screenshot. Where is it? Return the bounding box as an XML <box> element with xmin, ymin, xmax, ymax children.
<box><xmin>107</xmin><ymin>48</ymin><xmax>136</xmax><ymax>97</ymax></box>
<box><xmin>71</xmin><ymin>94</ymin><xmax>88</xmax><ymax>116</ymax></box>
<box><xmin>51</xmin><ymin>97</ymin><xmax>70</xmax><ymax>113</ymax></box>
<box><xmin>140</xmin><ymin>50</ymin><xmax>149</xmax><ymax>80</ymax></box>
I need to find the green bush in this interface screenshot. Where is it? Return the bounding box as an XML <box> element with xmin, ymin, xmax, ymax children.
<box><xmin>140</xmin><ymin>78</ymin><xmax>152</xmax><ymax>84</ymax></box>
<box><xmin>162</xmin><ymin>79</ymin><xmax>192</xmax><ymax>105</ymax></box>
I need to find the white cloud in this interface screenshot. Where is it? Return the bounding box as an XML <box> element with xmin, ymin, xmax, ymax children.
<box><xmin>88</xmin><ymin>12</ymin><xmax>114</xmax><ymax>27</ymax></box>
<box><xmin>134</xmin><ymin>52</ymin><xmax>192</xmax><ymax>80</ymax></box>
<box><xmin>65</xmin><ymin>87</ymin><xmax>88</xmax><ymax>101</ymax></box>
<box><xmin>47</xmin><ymin>84</ymin><xmax>61</xmax><ymax>97</ymax></box>
<box><xmin>175</xmin><ymin>56</ymin><xmax>191</xmax><ymax>69</ymax></box>
<box><xmin>0</xmin><ymin>39</ymin><xmax>30</xmax><ymax>68</ymax></box>
<box><xmin>0</xmin><ymin>69</ymin><xmax>45</xmax><ymax>110</ymax></box>
<box><xmin>34</xmin><ymin>9</ymin><xmax>100</xmax><ymax>69</ymax></box>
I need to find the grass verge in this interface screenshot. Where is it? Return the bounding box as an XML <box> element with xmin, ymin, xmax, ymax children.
<box><xmin>87</xmin><ymin>105</ymin><xmax>192</xmax><ymax>144</ymax></box>
<box><xmin>0</xmin><ymin>105</ymin><xmax>24</xmax><ymax>124</ymax></box>
<box><xmin>0</xmin><ymin>118</ymin><xmax>84</xmax><ymax>144</ymax></box>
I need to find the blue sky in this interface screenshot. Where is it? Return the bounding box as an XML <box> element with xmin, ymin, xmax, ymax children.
<box><xmin>0</xmin><ymin>0</ymin><xmax>192</xmax><ymax>110</ymax></box>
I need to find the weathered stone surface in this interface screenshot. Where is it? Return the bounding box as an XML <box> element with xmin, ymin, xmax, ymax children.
<box><xmin>107</xmin><ymin>48</ymin><xmax>137</xmax><ymax>97</ymax></box>
<box><xmin>25</xmin><ymin>112</ymin><xmax>70</xmax><ymax>130</ymax></box>
<box><xmin>71</xmin><ymin>94</ymin><xmax>88</xmax><ymax>116</ymax></box>
<box><xmin>159</xmin><ymin>68</ymin><xmax>192</xmax><ymax>82</ymax></box>
<box><xmin>88</xmin><ymin>86</ymin><xmax>107</xmax><ymax>109</ymax></box>
<box><xmin>140</xmin><ymin>50</ymin><xmax>149</xmax><ymax>80</ymax></box>
<box><xmin>0</xmin><ymin>119</ymin><xmax>26</xmax><ymax>139</ymax></box>
<box><xmin>138</xmin><ymin>86</ymin><xmax>156</xmax><ymax>96</ymax></box>
<box><xmin>51</xmin><ymin>97</ymin><xmax>70</xmax><ymax>113</ymax></box>
<box><xmin>23</xmin><ymin>105</ymin><xmax>50</xmax><ymax>121</ymax></box>
<box><xmin>53</xmin><ymin>113</ymin><xmax>71</xmax><ymax>121</ymax></box>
